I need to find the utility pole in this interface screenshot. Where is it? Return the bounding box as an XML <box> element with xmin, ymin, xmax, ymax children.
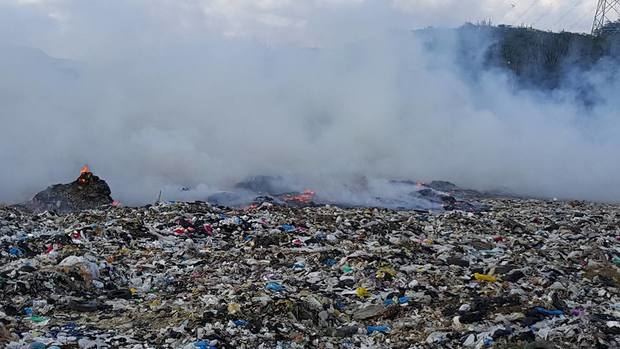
<box><xmin>592</xmin><ymin>0</ymin><xmax>620</xmax><ymax>35</ymax></box>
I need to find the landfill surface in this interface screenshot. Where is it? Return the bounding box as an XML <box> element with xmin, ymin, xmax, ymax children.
<box><xmin>1</xmin><ymin>197</ymin><xmax>620</xmax><ymax>348</ymax></box>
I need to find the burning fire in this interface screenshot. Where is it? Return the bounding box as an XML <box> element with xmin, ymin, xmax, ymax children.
<box><xmin>282</xmin><ymin>189</ymin><xmax>316</xmax><ymax>204</ymax></box>
<box><xmin>78</xmin><ymin>164</ymin><xmax>91</xmax><ymax>185</ymax></box>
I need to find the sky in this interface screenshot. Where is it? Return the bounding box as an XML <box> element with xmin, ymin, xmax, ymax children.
<box><xmin>0</xmin><ymin>0</ymin><xmax>602</xmax><ymax>57</ymax></box>
<box><xmin>0</xmin><ymin>0</ymin><xmax>619</xmax><ymax>205</ymax></box>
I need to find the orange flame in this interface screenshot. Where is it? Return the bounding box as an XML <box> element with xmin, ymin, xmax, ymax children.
<box><xmin>80</xmin><ymin>165</ymin><xmax>91</xmax><ymax>175</ymax></box>
<box><xmin>282</xmin><ymin>189</ymin><xmax>316</xmax><ymax>204</ymax></box>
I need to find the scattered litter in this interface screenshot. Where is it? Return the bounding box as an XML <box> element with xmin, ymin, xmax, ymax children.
<box><xmin>1</xmin><ymin>196</ymin><xmax>619</xmax><ymax>348</ymax></box>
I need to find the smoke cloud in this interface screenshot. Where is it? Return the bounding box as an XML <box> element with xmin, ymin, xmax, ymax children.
<box><xmin>1</xmin><ymin>0</ymin><xmax>619</xmax><ymax>204</ymax></box>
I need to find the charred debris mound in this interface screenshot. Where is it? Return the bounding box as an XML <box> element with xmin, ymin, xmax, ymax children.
<box><xmin>19</xmin><ymin>167</ymin><xmax>113</xmax><ymax>213</ymax></box>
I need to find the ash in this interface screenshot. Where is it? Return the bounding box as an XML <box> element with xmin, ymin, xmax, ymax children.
<box><xmin>0</xmin><ymin>198</ymin><xmax>619</xmax><ymax>348</ymax></box>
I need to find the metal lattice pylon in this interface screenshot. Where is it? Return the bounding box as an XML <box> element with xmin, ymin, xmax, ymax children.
<box><xmin>592</xmin><ymin>0</ymin><xmax>620</xmax><ymax>35</ymax></box>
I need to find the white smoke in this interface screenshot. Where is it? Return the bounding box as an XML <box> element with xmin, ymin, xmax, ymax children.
<box><xmin>0</xmin><ymin>0</ymin><xmax>619</xmax><ymax>204</ymax></box>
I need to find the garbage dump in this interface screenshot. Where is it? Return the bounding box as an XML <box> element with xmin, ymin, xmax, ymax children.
<box><xmin>17</xmin><ymin>166</ymin><xmax>114</xmax><ymax>214</ymax></box>
<box><xmin>1</xmin><ymin>193</ymin><xmax>619</xmax><ymax>348</ymax></box>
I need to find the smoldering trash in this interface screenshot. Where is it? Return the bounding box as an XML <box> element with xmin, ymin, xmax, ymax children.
<box><xmin>19</xmin><ymin>166</ymin><xmax>114</xmax><ymax>214</ymax></box>
<box><xmin>0</xmin><ymin>170</ymin><xmax>619</xmax><ymax>348</ymax></box>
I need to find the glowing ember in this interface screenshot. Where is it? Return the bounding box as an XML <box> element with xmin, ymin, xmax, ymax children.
<box><xmin>78</xmin><ymin>165</ymin><xmax>92</xmax><ymax>185</ymax></box>
<box><xmin>244</xmin><ymin>204</ymin><xmax>258</xmax><ymax>211</ymax></box>
<box><xmin>282</xmin><ymin>189</ymin><xmax>316</xmax><ymax>204</ymax></box>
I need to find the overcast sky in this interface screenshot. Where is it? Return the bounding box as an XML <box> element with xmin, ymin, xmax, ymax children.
<box><xmin>0</xmin><ymin>0</ymin><xmax>601</xmax><ymax>57</ymax></box>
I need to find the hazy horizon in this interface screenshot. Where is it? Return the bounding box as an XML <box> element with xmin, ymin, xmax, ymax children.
<box><xmin>1</xmin><ymin>0</ymin><xmax>619</xmax><ymax>205</ymax></box>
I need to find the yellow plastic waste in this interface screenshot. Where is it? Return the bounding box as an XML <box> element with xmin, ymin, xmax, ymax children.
<box><xmin>227</xmin><ymin>302</ymin><xmax>241</xmax><ymax>314</ymax></box>
<box><xmin>149</xmin><ymin>299</ymin><xmax>161</xmax><ymax>310</ymax></box>
<box><xmin>355</xmin><ymin>287</ymin><xmax>369</xmax><ymax>298</ymax></box>
<box><xmin>376</xmin><ymin>266</ymin><xmax>397</xmax><ymax>279</ymax></box>
<box><xmin>473</xmin><ymin>273</ymin><xmax>497</xmax><ymax>282</ymax></box>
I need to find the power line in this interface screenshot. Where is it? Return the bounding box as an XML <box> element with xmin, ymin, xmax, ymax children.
<box><xmin>566</xmin><ymin>2</ymin><xmax>598</xmax><ymax>33</ymax></box>
<box><xmin>514</xmin><ymin>0</ymin><xmax>540</xmax><ymax>24</ymax></box>
<box><xmin>566</xmin><ymin>11</ymin><xmax>593</xmax><ymax>32</ymax></box>
<box><xmin>506</xmin><ymin>0</ymin><xmax>601</xmax><ymax>34</ymax></box>
<box><xmin>530</xmin><ymin>10</ymin><xmax>548</xmax><ymax>27</ymax></box>
<box><xmin>550</xmin><ymin>0</ymin><xmax>586</xmax><ymax>28</ymax></box>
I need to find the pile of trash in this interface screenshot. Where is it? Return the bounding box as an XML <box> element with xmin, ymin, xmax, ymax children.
<box><xmin>1</xmin><ymin>197</ymin><xmax>619</xmax><ymax>348</ymax></box>
<box><xmin>19</xmin><ymin>166</ymin><xmax>113</xmax><ymax>214</ymax></box>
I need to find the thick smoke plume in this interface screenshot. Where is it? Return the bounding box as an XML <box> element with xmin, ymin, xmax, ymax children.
<box><xmin>0</xmin><ymin>1</ymin><xmax>619</xmax><ymax>204</ymax></box>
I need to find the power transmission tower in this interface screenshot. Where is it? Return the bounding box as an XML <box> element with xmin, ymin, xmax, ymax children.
<box><xmin>592</xmin><ymin>0</ymin><xmax>620</xmax><ymax>35</ymax></box>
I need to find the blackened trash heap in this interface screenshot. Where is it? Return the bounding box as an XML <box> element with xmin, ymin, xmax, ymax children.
<box><xmin>1</xmin><ymin>196</ymin><xmax>619</xmax><ymax>348</ymax></box>
<box><xmin>24</xmin><ymin>166</ymin><xmax>113</xmax><ymax>214</ymax></box>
